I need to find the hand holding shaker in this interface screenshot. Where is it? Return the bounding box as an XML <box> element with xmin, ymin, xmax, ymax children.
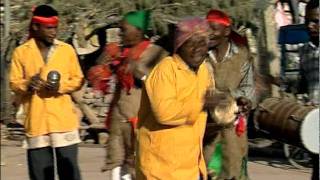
<box><xmin>28</xmin><ymin>73</ymin><xmax>46</xmax><ymax>92</ymax></box>
<box><xmin>46</xmin><ymin>70</ymin><xmax>60</xmax><ymax>91</ymax></box>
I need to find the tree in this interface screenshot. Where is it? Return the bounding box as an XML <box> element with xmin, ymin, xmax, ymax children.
<box><xmin>8</xmin><ymin>0</ymin><xmax>270</xmax><ymax>41</ymax></box>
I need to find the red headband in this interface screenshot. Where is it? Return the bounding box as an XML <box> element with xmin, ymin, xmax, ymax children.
<box><xmin>31</xmin><ymin>16</ymin><xmax>59</xmax><ymax>26</ymax></box>
<box><xmin>206</xmin><ymin>10</ymin><xmax>231</xmax><ymax>27</ymax></box>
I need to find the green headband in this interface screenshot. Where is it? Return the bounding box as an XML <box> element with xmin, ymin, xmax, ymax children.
<box><xmin>123</xmin><ymin>10</ymin><xmax>151</xmax><ymax>32</ymax></box>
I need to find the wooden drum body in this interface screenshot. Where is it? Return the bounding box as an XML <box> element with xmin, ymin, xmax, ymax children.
<box><xmin>254</xmin><ymin>97</ymin><xmax>319</xmax><ymax>153</ymax></box>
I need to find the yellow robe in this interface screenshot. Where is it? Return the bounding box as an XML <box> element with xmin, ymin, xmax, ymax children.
<box><xmin>136</xmin><ymin>54</ymin><xmax>213</xmax><ymax>180</ymax></box>
<box><xmin>10</xmin><ymin>39</ymin><xmax>84</xmax><ymax>137</ymax></box>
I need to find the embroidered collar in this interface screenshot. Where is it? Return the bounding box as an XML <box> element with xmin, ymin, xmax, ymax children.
<box><xmin>173</xmin><ymin>54</ymin><xmax>204</xmax><ymax>73</ymax></box>
<box><xmin>174</xmin><ymin>54</ymin><xmax>190</xmax><ymax>70</ymax></box>
<box><xmin>25</xmin><ymin>38</ymin><xmax>62</xmax><ymax>48</ymax></box>
<box><xmin>208</xmin><ymin>41</ymin><xmax>239</xmax><ymax>64</ymax></box>
<box><xmin>25</xmin><ymin>38</ymin><xmax>62</xmax><ymax>63</ymax></box>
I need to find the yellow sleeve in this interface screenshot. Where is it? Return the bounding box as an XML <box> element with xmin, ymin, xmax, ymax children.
<box><xmin>145</xmin><ymin>60</ymin><xmax>202</xmax><ymax>126</ymax></box>
<box><xmin>58</xmin><ymin>47</ymin><xmax>84</xmax><ymax>94</ymax></box>
<box><xmin>9</xmin><ymin>49</ymin><xmax>29</xmax><ymax>94</ymax></box>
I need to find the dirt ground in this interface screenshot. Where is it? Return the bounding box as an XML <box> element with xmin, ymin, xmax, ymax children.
<box><xmin>0</xmin><ymin>141</ymin><xmax>312</xmax><ymax>180</ymax></box>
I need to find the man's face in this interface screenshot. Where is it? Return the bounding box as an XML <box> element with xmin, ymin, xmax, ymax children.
<box><xmin>120</xmin><ymin>21</ymin><xmax>143</xmax><ymax>47</ymax></box>
<box><xmin>208</xmin><ymin>22</ymin><xmax>230</xmax><ymax>48</ymax></box>
<box><xmin>305</xmin><ymin>8</ymin><xmax>319</xmax><ymax>38</ymax></box>
<box><xmin>178</xmin><ymin>34</ymin><xmax>208</xmax><ymax>70</ymax></box>
<box><xmin>33</xmin><ymin>24</ymin><xmax>58</xmax><ymax>44</ymax></box>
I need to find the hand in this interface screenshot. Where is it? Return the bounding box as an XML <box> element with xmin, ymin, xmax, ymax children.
<box><xmin>203</xmin><ymin>91</ymin><xmax>231</xmax><ymax>110</ymax></box>
<box><xmin>125</xmin><ymin>60</ymin><xmax>138</xmax><ymax>74</ymax></box>
<box><xmin>124</xmin><ymin>60</ymin><xmax>146</xmax><ymax>79</ymax></box>
<box><xmin>45</xmin><ymin>82</ymin><xmax>60</xmax><ymax>92</ymax></box>
<box><xmin>99</xmin><ymin>55</ymin><xmax>113</xmax><ymax>65</ymax></box>
<box><xmin>266</xmin><ymin>75</ymin><xmax>285</xmax><ymax>86</ymax></box>
<box><xmin>28</xmin><ymin>74</ymin><xmax>46</xmax><ymax>91</ymax></box>
<box><xmin>236</xmin><ymin>96</ymin><xmax>252</xmax><ymax>115</ymax></box>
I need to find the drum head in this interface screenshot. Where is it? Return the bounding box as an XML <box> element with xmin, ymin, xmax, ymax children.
<box><xmin>301</xmin><ymin>108</ymin><xmax>319</xmax><ymax>154</ymax></box>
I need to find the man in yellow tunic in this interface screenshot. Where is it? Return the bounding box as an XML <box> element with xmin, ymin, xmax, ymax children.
<box><xmin>9</xmin><ymin>5</ymin><xmax>83</xmax><ymax>180</ymax></box>
<box><xmin>136</xmin><ymin>17</ymin><xmax>216</xmax><ymax>180</ymax></box>
<box><xmin>101</xmin><ymin>10</ymin><xmax>168</xmax><ymax>180</ymax></box>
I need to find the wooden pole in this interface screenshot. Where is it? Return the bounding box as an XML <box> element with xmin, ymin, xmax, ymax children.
<box><xmin>4</xmin><ymin>0</ymin><xmax>10</xmax><ymax>37</ymax></box>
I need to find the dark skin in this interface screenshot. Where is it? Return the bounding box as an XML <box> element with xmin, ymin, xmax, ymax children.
<box><xmin>208</xmin><ymin>21</ymin><xmax>251</xmax><ymax>113</ymax></box>
<box><xmin>177</xmin><ymin>33</ymin><xmax>222</xmax><ymax>109</ymax></box>
<box><xmin>96</xmin><ymin>20</ymin><xmax>144</xmax><ymax>61</ymax></box>
<box><xmin>28</xmin><ymin>23</ymin><xmax>60</xmax><ymax>92</ymax></box>
<box><xmin>120</xmin><ymin>21</ymin><xmax>148</xmax><ymax>79</ymax></box>
<box><xmin>177</xmin><ymin>34</ymin><xmax>209</xmax><ymax>72</ymax></box>
<box><xmin>203</xmin><ymin>91</ymin><xmax>234</xmax><ymax>111</ymax></box>
<box><xmin>305</xmin><ymin>7</ymin><xmax>319</xmax><ymax>47</ymax></box>
<box><xmin>208</xmin><ymin>22</ymin><xmax>231</xmax><ymax>62</ymax></box>
<box><xmin>120</xmin><ymin>21</ymin><xmax>144</xmax><ymax>48</ymax></box>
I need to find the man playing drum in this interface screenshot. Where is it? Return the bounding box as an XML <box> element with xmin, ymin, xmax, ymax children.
<box><xmin>299</xmin><ymin>0</ymin><xmax>319</xmax><ymax>179</ymax></box>
<box><xmin>204</xmin><ymin>9</ymin><xmax>255</xmax><ymax>180</ymax></box>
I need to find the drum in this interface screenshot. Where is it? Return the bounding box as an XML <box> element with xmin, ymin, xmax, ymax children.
<box><xmin>254</xmin><ymin>97</ymin><xmax>319</xmax><ymax>153</ymax></box>
<box><xmin>300</xmin><ymin>108</ymin><xmax>319</xmax><ymax>154</ymax></box>
<box><xmin>208</xmin><ymin>93</ymin><xmax>238</xmax><ymax>125</ymax></box>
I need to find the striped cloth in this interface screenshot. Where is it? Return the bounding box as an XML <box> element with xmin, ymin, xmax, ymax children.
<box><xmin>299</xmin><ymin>42</ymin><xmax>319</xmax><ymax>104</ymax></box>
<box><xmin>208</xmin><ymin>42</ymin><xmax>255</xmax><ymax>102</ymax></box>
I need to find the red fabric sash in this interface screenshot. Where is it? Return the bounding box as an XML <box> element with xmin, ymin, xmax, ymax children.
<box><xmin>116</xmin><ymin>40</ymin><xmax>150</xmax><ymax>94</ymax></box>
<box><xmin>31</xmin><ymin>16</ymin><xmax>59</xmax><ymax>26</ymax></box>
<box><xmin>206</xmin><ymin>12</ymin><xmax>231</xmax><ymax>27</ymax></box>
<box><xmin>87</xmin><ymin>64</ymin><xmax>112</xmax><ymax>93</ymax></box>
<box><xmin>104</xmin><ymin>40</ymin><xmax>150</xmax><ymax>129</ymax></box>
<box><xmin>28</xmin><ymin>16</ymin><xmax>59</xmax><ymax>39</ymax></box>
<box><xmin>121</xmin><ymin>40</ymin><xmax>151</xmax><ymax>61</ymax></box>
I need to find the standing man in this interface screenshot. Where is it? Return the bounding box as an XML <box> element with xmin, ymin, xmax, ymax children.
<box><xmin>101</xmin><ymin>10</ymin><xmax>167</xmax><ymax>180</ymax></box>
<box><xmin>299</xmin><ymin>0</ymin><xmax>319</xmax><ymax>105</ymax></box>
<box><xmin>136</xmin><ymin>17</ymin><xmax>217</xmax><ymax>180</ymax></box>
<box><xmin>10</xmin><ymin>5</ymin><xmax>83</xmax><ymax>180</ymax></box>
<box><xmin>299</xmin><ymin>1</ymin><xmax>319</xmax><ymax>179</ymax></box>
<box><xmin>204</xmin><ymin>9</ymin><xmax>255</xmax><ymax>180</ymax></box>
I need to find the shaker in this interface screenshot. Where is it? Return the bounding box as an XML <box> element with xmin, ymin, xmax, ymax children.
<box><xmin>47</xmin><ymin>70</ymin><xmax>61</xmax><ymax>86</ymax></box>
